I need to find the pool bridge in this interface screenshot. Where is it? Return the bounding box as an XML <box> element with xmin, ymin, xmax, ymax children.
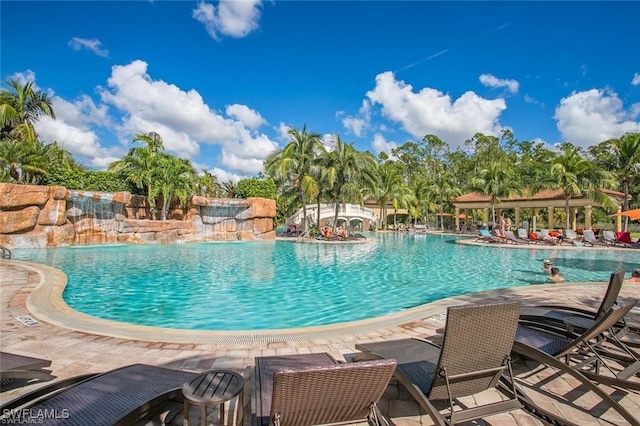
<box><xmin>287</xmin><ymin>203</ymin><xmax>379</xmax><ymax>230</ymax></box>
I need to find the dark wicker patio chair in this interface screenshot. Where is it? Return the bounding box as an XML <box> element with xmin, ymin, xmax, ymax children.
<box><xmin>514</xmin><ymin>300</ymin><xmax>640</xmax><ymax>426</ymax></box>
<box><xmin>520</xmin><ymin>269</ymin><xmax>640</xmax><ymax>347</ymax></box>
<box><xmin>252</xmin><ymin>353</ymin><xmax>396</xmax><ymax>426</ymax></box>
<box><xmin>354</xmin><ymin>301</ymin><xmax>527</xmax><ymax>425</ymax></box>
<box><xmin>0</xmin><ymin>352</ymin><xmax>54</xmax><ymax>386</ymax></box>
<box><xmin>0</xmin><ymin>364</ymin><xmax>199</xmax><ymax>425</ymax></box>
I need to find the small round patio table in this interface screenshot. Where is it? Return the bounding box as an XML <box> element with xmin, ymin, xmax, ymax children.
<box><xmin>182</xmin><ymin>369</ymin><xmax>244</xmax><ymax>426</ymax></box>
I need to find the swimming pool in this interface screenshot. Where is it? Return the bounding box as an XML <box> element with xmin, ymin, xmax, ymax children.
<box><xmin>12</xmin><ymin>233</ymin><xmax>640</xmax><ymax>330</ymax></box>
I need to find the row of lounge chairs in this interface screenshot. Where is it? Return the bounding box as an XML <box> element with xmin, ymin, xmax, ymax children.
<box><xmin>476</xmin><ymin>228</ymin><xmax>639</xmax><ymax>248</ymax></box>
<box><xmin>2</xmin><ymin>269</ymin><xmax>639</xmax><ymax>425</ymax></box>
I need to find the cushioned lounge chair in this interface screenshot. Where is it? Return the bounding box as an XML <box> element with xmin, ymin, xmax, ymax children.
<box><xmin>582</xmin><ymin>230</ymin><xmax>608</xmax><ymax>247</ymax></box>
<box><xmin>504</xmin><ymin>230</ymin><xmax>527</xmax><ymax>244</ymax></box>
<box><xmin>354</xmin><ymin>301</ymin><xmax>532</xmax><ymax>425</ymax></box>
<box><xmin>0</xmin><ymin>352</ymin><xmax>54</xmax><ymax>385</ymax></box>
<box><xmin>616</xmin><ymin>231</ymin><xmax>635</xmax><ymax>246</ymax></box>
<box><xmin>517</xmin><ymin>228</ymin><xmax>534</xmax><ymax>243</ymax></box>
<box><xmin>514</xmin><ymin>300</ymin><xmax>640</xmax><ymax>426</ymax></box>
<box><xmin>476</xmin><ymin>229</ymin><xmax>501</xmax><ymax>243</ymax></box>
<box><xmin>252</xmin><ymin>353</ymin><xmax>396</xmax><ymax>426</ymax></box>
<box><xmin>559</xmin><ymin>229</ymin><xmax>579</xmax><ymax>245</ymax></box>
<box><xmin>0</xmin><ymin>364</ymin><xmax>199</xmax><ymax>425</ymax></box>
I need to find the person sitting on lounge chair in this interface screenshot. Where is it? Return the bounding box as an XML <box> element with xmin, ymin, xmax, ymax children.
<box><xmin>548</xmin><ymin>267</ymin><xmax>564</xmax><ymax>283</ymax></box>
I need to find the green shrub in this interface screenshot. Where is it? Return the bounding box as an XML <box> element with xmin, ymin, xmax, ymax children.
<box><xmin>43</xmin><ymin>168</ymin><xmax>131</xmax><ymax>192</ymax></box>
<box><xmin>236</xmin><ymin>178</ymin><xmax>276</xmax><ymax>199</ymax></box>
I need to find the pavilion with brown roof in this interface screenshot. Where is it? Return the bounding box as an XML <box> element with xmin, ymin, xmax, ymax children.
<box><xmin>452</xmin><ymin>188</ymin><xmax>629</xmax><ymax>231</ymax></box>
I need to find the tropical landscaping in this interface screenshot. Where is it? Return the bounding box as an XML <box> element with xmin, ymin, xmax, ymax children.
<box><xmin>1</xmin><ymin>79</ymin><xmax>639</xmax><ymax>232</ymax></box>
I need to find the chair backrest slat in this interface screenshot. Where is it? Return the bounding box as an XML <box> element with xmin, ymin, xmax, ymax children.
<box><xmin>596</xmin><ymin>269</ymin><xmax>626</xmax><ymax>318</ymax></box>
<box><xmin>556</xmin><ymin>300</ymin><xmax>637</xmax><ymax>358</ymax></box>
<box><xmin>270</xmin><ymin>359</ymin><xmax>396</xmax><ymax>426</ymax></box>
<box><xmin>429</xmin><ymin>301</ymin><xmax>521</xmax><ymax>400</ymax></box>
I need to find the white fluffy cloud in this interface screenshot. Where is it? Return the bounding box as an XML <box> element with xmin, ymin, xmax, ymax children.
<box><xmin>21</xmin><ymin>61</ymin><xmax>277</xmax><ymax>176</ymax></box>
<box><xmin>371</xmin><ymin>133</ymin><xmax>397</xmax><ymax>156</ymax></box>
<box><xmin>68</xmin><ymin>37</ymin><xmax>109</xmax><ymax>58</ymax></box>
<box><xmin>340</xmin><ymin>100</ymin><xmax>371</xmax><ymax>137</ymax></box>
<box><xmin>366</xmin><ymin>72</ymin><xmax>506</xmax><ymax>149</ymax></box>
<box><xmin>632</xmin><ymin>73</ymin><xmax>640</xmax><ymax>86</ymax></box>
<box><xmin>479</xmin><ymin>73</ymin><xmax>520</xmax><ymax>94</ymax></box>
<box><xmin>226</xmin><ymin>104</ymin><xmax>266</xmax><ymax>129</ymax></box>
<box><xmin>193</xmin><ymin>0</ymin><xmax>263</xmax><ymax>40</ymax></box>
<box><xmin>209</xmin><ymin>167</ymin><xmax>243</xmax><ymax>184</ymax></box>
<box><xmin>554</xmin><ymin>89</ymin><xmax>640</xmax><ymax>147</ymax></box>
<box><xmin>98</xmin><ymin>60</ymin><xmax>278</xmax><ymax>173</ymax></box>
<box><xmin>36</xmin><ymin>115</ymin><xmax>120</xmax><ymax>169</ymax></box>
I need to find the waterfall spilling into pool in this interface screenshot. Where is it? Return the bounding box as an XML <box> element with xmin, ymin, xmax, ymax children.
<box><xmin>198</xmin><ymin>199</ymin><xmax>250</xmax><ymax>240</ymax></box>
<box><xmin>66</xmin><ymin>191</ymin><xmax>122</xmax><ymax>245</ymax></box>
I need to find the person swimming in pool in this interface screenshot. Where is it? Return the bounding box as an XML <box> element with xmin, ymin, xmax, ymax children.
<box><xmin>548</xmin><ymin>267</ymin><xmax>565</xmax><ymax>283</ymax></box>
<box><xmin>542</xmin><ymin>259</ymin><xmax>553</xmax><ymax>273</ymax></box>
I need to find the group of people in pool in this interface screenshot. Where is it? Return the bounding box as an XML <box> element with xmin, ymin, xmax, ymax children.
<box><xmin>543</xmin><ymin>259</ymin><xmax>640</xmax><ymax>284</ymax></box>
<box><xmin>542</xmin><ymin>259</ymin><xmax>564</xmax><ymax>282</ymax></box>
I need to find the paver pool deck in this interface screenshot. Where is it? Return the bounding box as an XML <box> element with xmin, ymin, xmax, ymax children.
<box><xmin>1</xmin><ymin>255</ymin><xmax>640</xmax><ymax>425</ymax></box>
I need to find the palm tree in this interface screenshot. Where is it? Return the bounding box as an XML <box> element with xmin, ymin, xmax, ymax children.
<box><xmin>391</xmin><ymin>184</ymin><xmax>415</xmax><ymax>228</ymax></box>
<box><xmin>413</xmin><ymin>177</ymin><xmax>438</xmax><ymax>226</ymax></box>
<box><xmin>153</xmin><ymin>155</ymin><xmax>196</xmax><ymax>220</ymax></box>
<box><xmin>0</xmin><ymin>139</ymin><xmax>48</xmax><ymax>182</ymax></box>
<box><xmin>222</xmin><ymin>180</ymin><xmax>238</xmax><ymax>198</ymax></box>
<box><xmin>108</xmin><ymin>132</ymin><xmax>168</xmax><ymax>218</ymax></box>
<box><xmin>133</xmin><ymin>131</ymin><xmax>164</xmax><ymax>153</ymax></box>
<box><xmin>321</xmin><ymin>135</ymin><xmax>377</xmax><ymax>231</ymax></box>
<box><xmin>196</xmin><ymin>170</ymin><xmax>223</xmax><ymax>197</ymax></box>
<box><xmin>469</xmin><ymin>162</ymin><xmax>519</xmax><ymax>230</ymax></box>
<box><xmin>610</xmin><ymin>133</ymin><xmax>640</xmax><ymax>230</ymax></box>
<box><xmin>0</xmin><ymin>79</ymin><xmax>55</xmax><ymax>142</ymax></box>
<box><xmin>363</xmin><ymin>162</ymin><xmax>404</xmax><ymax>230</ymax></box>
<box><xmin>264</xmin><ymin>124</ymin><xmax>323</xmax><ymax>233</ymax></box>
<box><xmin>542</xmin><ymin>145</ymin><xmax>618</xmax><ymax>229</ymax></box>
<box><xmin>430</xmin><ymin>170</ymin><xmax>462</xmax><ymax>230</ymax></box>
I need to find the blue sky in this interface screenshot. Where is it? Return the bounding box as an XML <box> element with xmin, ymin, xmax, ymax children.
<box><xmin>2</xmin><ymin>1</ymin><xmax>639</xmax><ymax>182</ymax></box>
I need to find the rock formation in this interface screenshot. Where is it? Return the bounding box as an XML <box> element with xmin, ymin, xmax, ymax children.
<box><xmin>0</xmin><ymin>183</ymin><xmax>275</xmax><ymax>249</ymax></box>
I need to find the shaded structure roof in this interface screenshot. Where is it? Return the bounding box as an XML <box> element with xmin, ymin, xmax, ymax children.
<box><xmin>453</xmin><ymin>189</ymin><xmax>628</xmax><ymax>209</ymax></box>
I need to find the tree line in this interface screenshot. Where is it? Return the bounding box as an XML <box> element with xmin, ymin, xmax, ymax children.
<box><xmin>1</xmin><ymin>79</ymin><xmax>639</xmax><ymax>227</ymax></box>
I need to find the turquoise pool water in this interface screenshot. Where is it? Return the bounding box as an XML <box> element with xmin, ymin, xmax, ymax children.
<box><xmin>12</xmin><ymin>233</ymin><xmax>640</xmax><ymax>330</ymax></box>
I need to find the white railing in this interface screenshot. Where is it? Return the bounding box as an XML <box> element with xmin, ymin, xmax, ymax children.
<box><xmin>286</xmin><ymin>203</ymin><xmax>378</xmax><ymax>226</ymax></box>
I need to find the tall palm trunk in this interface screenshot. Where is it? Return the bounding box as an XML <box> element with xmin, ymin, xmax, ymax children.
<box><xmin>299</xmin><ymin>184</ymin><xmax>307</xmax><ymax>233</ymax></box>
<box><xmin>316</xmin><ymin>195</ymin><xmax>322</xmax><ymax>233</ymax></box>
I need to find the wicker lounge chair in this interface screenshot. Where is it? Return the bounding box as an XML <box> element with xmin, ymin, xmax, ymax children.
<box><xmin>252</xmin><ymin>353</ymin><xmax>396</xmax><ymax>426</ymax></box>
<box><xmin>521</xmin><ymin>269</ymin><xmax>640</xmax><ymax>349</ymax></box>
<box><xmin>0</xmin><ymin>364</ymin><xmax>199</xmax><ymax>425</ymax></box>
<box><xmin>354</xmin><ymin>301</ymin><xmax>529</xmax><ymax>425</ymax></box>
<box><xmin>520</xmin><ymin>269</ymin><xmax>625</xmax><ymax>327</ymax></box>
<box><xmin>0</xmin><ymin>352</ymin><xmax>53</xmax><ymax>385</ymax></box>
<box><xmin>514</xmin><ymin>300</ymin><xmax>640</xmax><ymax>425</ymax></box>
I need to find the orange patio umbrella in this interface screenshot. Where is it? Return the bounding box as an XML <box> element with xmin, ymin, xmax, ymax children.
<box><xmin>610</xmin><ymin>208</ymin><xmax>640</xmax><ymax>221</ymax></box>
